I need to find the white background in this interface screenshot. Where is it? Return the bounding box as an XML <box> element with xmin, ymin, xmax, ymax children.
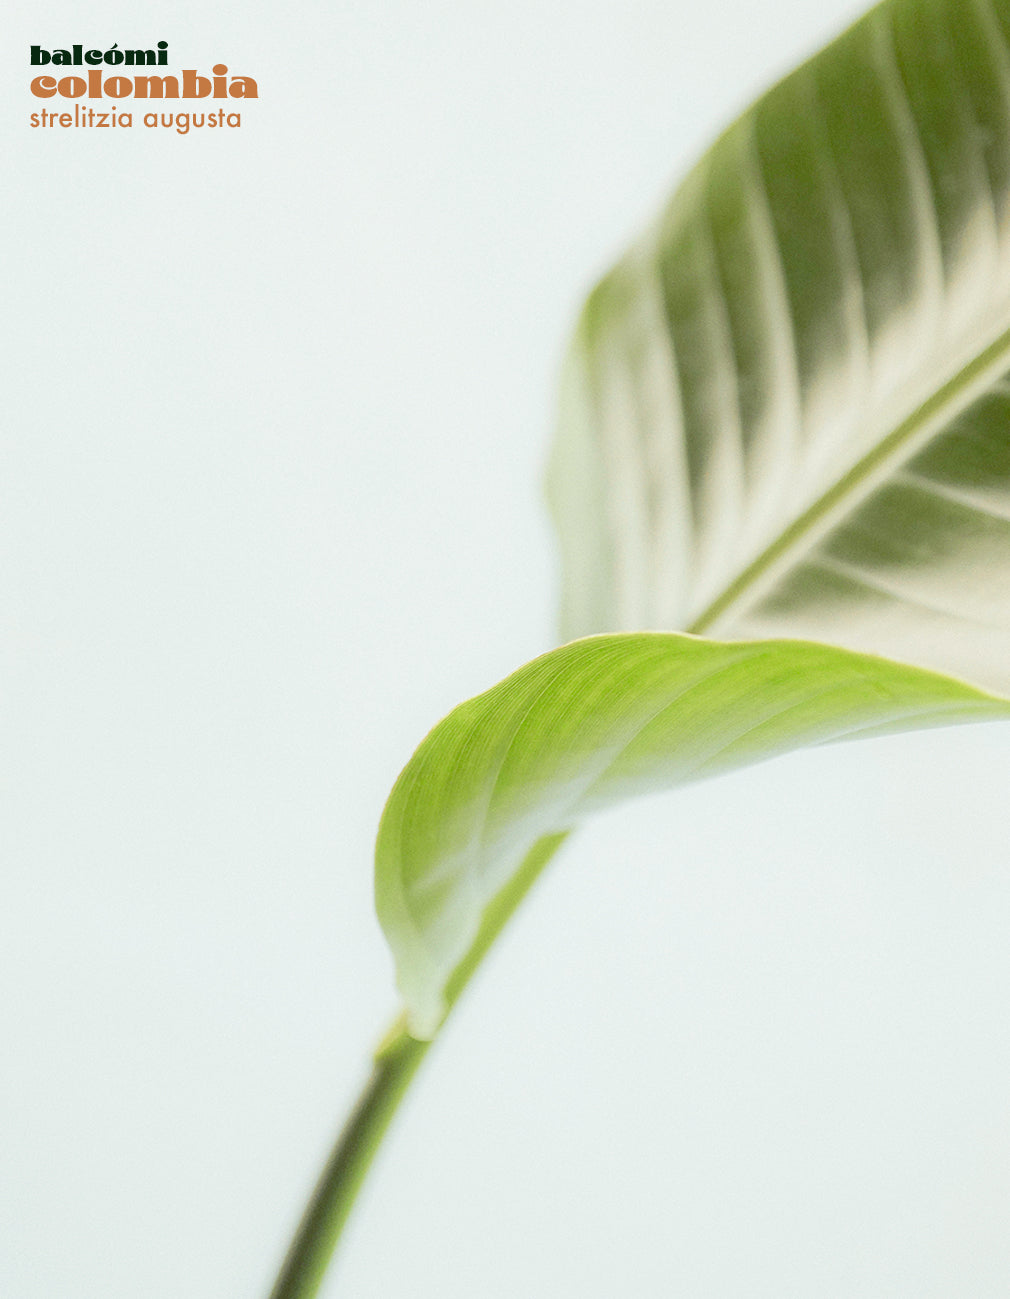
<box><xmin>6</xmin><ymin>1</ymin><xmax>1010</xmax><ymax>1295</ymax></box>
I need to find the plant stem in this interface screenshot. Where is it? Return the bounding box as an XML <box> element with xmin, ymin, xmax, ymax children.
<box><xmin>267</xmin><ymin>1023</ymin><xmax>428</xmax><ymax>1299</ymax></box>
<box><xmin>267</xmin><ymin>830</ymin><xmax>569</xmax><ymax>1299</ymax></box>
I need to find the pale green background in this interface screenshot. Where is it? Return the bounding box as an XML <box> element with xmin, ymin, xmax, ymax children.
<box><xmin>5</xmin><ymin>1</ymin><xmax>1010</xmax><ymax>1294</ymax></box>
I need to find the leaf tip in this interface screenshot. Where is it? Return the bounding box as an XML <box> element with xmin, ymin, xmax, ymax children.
<box><xmin>401</xmin><ymin>993</ymin><xmax>445</xmax><ymax>1043</ymax></box>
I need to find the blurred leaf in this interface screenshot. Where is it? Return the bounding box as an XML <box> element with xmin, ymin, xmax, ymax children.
<box><xmin>549</xmin><ymin>0</ymin><xmax>1010</xmax><ymax>695</ymax></box>
<box><xmin>378</xmin><ymin>0</ymin><xmax>1010</xmax><ymax>1037</ymax></box>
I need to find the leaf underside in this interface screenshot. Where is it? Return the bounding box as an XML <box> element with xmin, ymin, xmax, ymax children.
<box><xmin>377</xmin><ymin>0</ymin><xmax>1010</xmax><ymax>1037</ymax></box>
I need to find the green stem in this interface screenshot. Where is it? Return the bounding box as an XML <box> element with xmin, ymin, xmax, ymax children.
<box><xmin>267</xmin><ymin>831</ymin><xmax>569</xmax><ymax>1299</ymax></box>
<box><xmin>266</xmin><ymin>1025</ymin><xmax>428</xmax><ymax>1299</ymax></box>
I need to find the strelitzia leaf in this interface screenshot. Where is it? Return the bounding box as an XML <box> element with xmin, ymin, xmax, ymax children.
<box><xmin>548</xmin><ymin>0</ymin><xmax>1010</xmax><ymax>694</ymax></box>
<box><xmin>377</xmin><ymin>0</ymin><xmax>1010</xmax><ymax>1039</ymax></box>
<box><xmin>377</xmin><ymin>634</ymin><xmax>1009</xmax><ymax>1037</ymax></box>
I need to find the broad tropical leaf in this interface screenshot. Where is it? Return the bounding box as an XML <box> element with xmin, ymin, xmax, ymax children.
<box><xmin>378</xmin><ymin>0</ymin><xmax>1010</xmax><ymax>1038</ymax></box>
<box><xmin>548</xmin><ymin>0</ymin><xmax>1010</xmax><ymax>693</ymax></box>
<box><xmin>376</xmin><ymin>634</ymin><xmax>1009</xmax><ymax>1037</ymax></box>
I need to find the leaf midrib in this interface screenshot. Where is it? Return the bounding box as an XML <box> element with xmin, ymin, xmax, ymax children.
<box><xmin>686</xmin><ymin>315</ymin><xmax>1010</xmax><ymax>636</ymax></box>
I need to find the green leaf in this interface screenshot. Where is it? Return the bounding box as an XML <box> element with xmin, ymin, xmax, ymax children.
<box><xmin>377</xmin><ymin>0</ymin><xmax>1010</xmax><ymax>1039</ymax></box>
<box><xmin>376</xmin><ymin>633</ymin><xmax>1009</xmax><ymax>1037</ymax></box>
<box><xmin>548</xmin><ymin>0</ymin><xmax>1010</xmax><ymax>695</ymax></box>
